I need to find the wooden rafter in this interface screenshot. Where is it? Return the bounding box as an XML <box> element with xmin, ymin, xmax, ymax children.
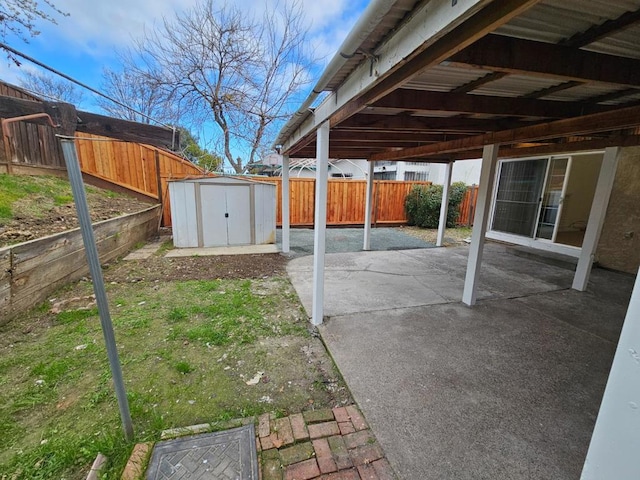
<box><xmin>336</xmin><ymin>114</ymin><xmax>534</xmax><ymax>133</ymax></box>
<box><xmin>372</xmin><ymin>89</ymin><xmax>609</xmax><ymax>118</ymax></box>
<box><xmin>442</xmin><ymin>135</ymin><xmax>640</xmax><ymax>160</ymax></box>
<box><xmin>369</xmin><ymin>103</ymin><xmax>640</xmax><ymax>161</ymax></box>
<box><xmin>327</xmin><ymin>130</ymin><xmax>468</xmax><ymax>142</ymax></box>
<box><xmin>329</xmin><ymin>0</ymin><xmax>542</xmax><ymax>127</ymax></box>
<box><xmin>449</xmin><ymin>34</ymin><xmax>640</xmax><ymax>87</ymax></box>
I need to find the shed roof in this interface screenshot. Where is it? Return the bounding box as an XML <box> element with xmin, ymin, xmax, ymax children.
<box><xmin>277</xmin><ymin>0</ymin><xmax>640</xmax><ymax>162</ymax></box>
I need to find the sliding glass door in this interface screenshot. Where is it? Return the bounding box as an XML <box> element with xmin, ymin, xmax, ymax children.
<box><xmin>492</xmin><ymin>159</ymin><xmax>547</xmax><ymax>237</ymax></box>
<box><xmin>491</xmin><ymin>157</ymin><xmax>570</xmax><ymax>241</ymax></box>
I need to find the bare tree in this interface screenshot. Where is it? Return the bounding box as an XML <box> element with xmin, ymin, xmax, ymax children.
<box><xmin>98</xmin><ymin>67</ymin><xmax>177</xmax><ymax>124</ymax></box>
<box><xmin>19</xmin><ymin>70</ymin><xmax>84</xmax><ymax>105</ymax></box>
<box><xmin>0</xmin><ymin>0</ymin><xmax>68</xmax><ymax>64</ymax></box>
<box><xmin>131</xmin><ymin>0</ymin><xmax>311</xmax><ymax>173</ymax></box>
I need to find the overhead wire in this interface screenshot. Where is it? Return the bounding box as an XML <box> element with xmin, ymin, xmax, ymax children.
<box><xmin>0</xmin><ymin>41</ymin><xmax>178</xmax><ymax>147</ymax></box>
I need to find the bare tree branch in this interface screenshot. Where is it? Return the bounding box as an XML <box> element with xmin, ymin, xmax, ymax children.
<box><xmin>129</xmin><ymin>0</ymin><xmax>311</xmax><ymax>173</ymax></box>
<box><xmin>0</xmin><ymin>0</ymin><xmax>68</xmax><ymax>65</ymax></box>
<box><xmin>19</xmin><ymin>70</ymin><xmax>84</xmax><ymax>105</ymax></box>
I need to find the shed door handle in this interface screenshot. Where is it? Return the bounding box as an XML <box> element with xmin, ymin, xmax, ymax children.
<box><xmin>225</xmin><ymin>213</ymin><xmax>229</xmax><ymax>218</ymax></box>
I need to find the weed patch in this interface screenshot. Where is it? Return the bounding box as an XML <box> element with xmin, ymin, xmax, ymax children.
<box><xmin>0</xmin><ymin>274</ymin><xmax>350</xmax><ymax>479</ymax></box>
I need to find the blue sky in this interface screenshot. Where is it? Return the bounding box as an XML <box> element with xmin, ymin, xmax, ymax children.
<box><xmin>0</xmin><ymin>0</ymin><xmax>368</xmax><ymax>160</ymax></box>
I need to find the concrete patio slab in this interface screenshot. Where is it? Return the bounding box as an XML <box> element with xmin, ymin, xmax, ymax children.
<box><xmin>286</xmin><ymin>242</ymin><xmax>634</xmax><ymax>479</ymax></box>
<box><xmin>287</xmin><ymin>244</ymin><xmax>578</xmax><ymax>318</ymax></box>
<box><xmin>277</xmin><ymin>227</ymin><xmax>434</xmax><ymax>257</ymax></box>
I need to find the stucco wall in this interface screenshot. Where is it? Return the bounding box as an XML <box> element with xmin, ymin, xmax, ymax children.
<box><xmin>560</xmin><ymin>153</ymin><xmax>602</xmax><ymax>232</ymax></box>
<box><xmin>597</xmin><ymin>146</ymin><xmax>640</xmax><ymax>274</ymax></box>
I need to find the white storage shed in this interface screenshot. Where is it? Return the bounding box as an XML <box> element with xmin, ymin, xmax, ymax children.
<box><xmin>169</xmin><ymin>177</ymin><xmax>276</xmax><ymax>248</ymax></box>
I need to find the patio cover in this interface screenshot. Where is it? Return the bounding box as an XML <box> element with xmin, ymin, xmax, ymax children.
<box><xmin>275</xmin><ymin>1</ymin><xmax>640</xmax><ymax>478</ymax></box>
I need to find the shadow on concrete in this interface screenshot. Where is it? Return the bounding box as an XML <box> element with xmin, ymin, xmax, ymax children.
<box><xmin>286</xmin><ymin>242</ymin><xmax>634</xmax><ymax>480</ymax></box>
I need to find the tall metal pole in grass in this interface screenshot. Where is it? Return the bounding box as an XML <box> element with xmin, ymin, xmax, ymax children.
<box><xmin>59</xmin><ymin>137</ymin><xmax>134</xmax><ymax>442</ymax></box>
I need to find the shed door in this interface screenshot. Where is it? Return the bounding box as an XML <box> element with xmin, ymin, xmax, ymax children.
<box><xmin>200</xmin><ymin>185</ymin><xmax>228</xmax><ymax>246</ymax></box>
<box><xmin>225</xmin><ymin>185</ymin><xmax>251</xmax><ymax>245</ymax></box>
<box><xmin>199</xmin><ymin>184</ymin><xmax>252</xmax><ymax>246</ymax></box>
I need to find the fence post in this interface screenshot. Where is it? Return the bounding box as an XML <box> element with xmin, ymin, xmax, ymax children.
<box><xmin>3</xmin><ymin>126</ymin><xmax>13</xmax><ymax>174</ymax></box>
<box><xmin>154</xmin><ymin>150</ymin><xmax>164</xmax><ymax>226</ymax></box>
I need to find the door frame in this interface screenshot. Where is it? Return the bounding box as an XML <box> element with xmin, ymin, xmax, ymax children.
<box><xmin>486</xmin><ymin>151</ymin><xmax>603</xmax><ymax>257</ymax></box>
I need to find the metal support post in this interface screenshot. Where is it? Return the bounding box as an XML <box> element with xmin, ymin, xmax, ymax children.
<box><xmin>59</xmin><ymin>138</ymin><xmax>133</xmax><ymax>441</ymax></box>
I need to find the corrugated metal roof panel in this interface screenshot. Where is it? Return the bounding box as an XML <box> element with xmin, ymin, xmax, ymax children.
<box><xmin>471</xmin><ymin>75</ymin><xmax>561</xmax><ymax>98</ymax></box>
<box><xmin>542</xmin><ymin>84</ymin><xmax>626</xmax><ymax>102</ymax></box>
<box><xmin>586</xmin><ymin>24</ymin><xmax>640</xmax><ymax>59</ymax></box>
<box><xmin>602</xmin><ymin>91</ymin><xmax>640</xmax><ymax>105</ymax></box>
<box><xmin>403</xmin><ymin>65</ymin><xmax>492</xmax><ymax>92</ymax></box>
<box><xmin>495</xmin><ymin>0</ymin><xmax>640</xmax><ymax>46</ymax></box>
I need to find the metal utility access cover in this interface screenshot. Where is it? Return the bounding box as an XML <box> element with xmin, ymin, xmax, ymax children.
<box><xmin>146</xmin><ymin>424</ymin><xmax>258</xmax><ymax>479</ymax></box>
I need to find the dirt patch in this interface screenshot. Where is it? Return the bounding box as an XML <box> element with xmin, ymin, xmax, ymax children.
<box><xmin>103</xmin><ymin>253</ymin><xmax>287</xmax><ymax>283</ymax></box>
<box><xmin>397</xmin><ymin>225</ymin><xmax>472</xmax><ymax>247</ymax></box>
<box><xmin>0</xmin><ymin>191</ymin><xmax>153</xmax><ymax>247</ymax></box>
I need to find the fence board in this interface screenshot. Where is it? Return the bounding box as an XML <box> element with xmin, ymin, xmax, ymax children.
<box><xmin>457</xmin><ymin>185</ymin><xmax>479</xmax><ymax>226</ymax></box>
<box><xmin>252</xmin><ymin>177</ymin><xmax>432</xmax><ymax>226</ymax></box>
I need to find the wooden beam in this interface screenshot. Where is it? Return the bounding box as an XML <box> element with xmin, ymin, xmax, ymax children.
<box><xmin>336</xmin><ymin>114</ymin><xmax>534</xmax><ymax>133</ymax></box>
<box><xmin>561</xmin><ymin>8</ymin><xmax>640</xmax><ymax>48</ymax></box>
<box><xmin>449</xmin><ymin>34</ymin><xmax>640</xmax><ymax>87</ymax></box>
<box><xmin>0</xmin><ymin>95</ymin><xmax>177</xmax><ymax>149</ymax></box>
<box><xmin>329</xmin><ymin>0</ymin><xmax>543</xmax><ymax>126</ymax></box>
<box><xmin>328</xmin><ymin>130</ymin><xmax>468</xmax><ymax>142</ymax></box>
<box><xmin>76</xmin><ymin>111</ymin><xmax>177</xmax><ymax>150</ymax></box>
<box><xmin>373</xmin><ymin>89</ymin><xmax>609</xmax><ymax>118</ymax></box>
<box><xmin>369</xmin><ymin>103</ymin><xmax>640</xmax><ymax>161</ymax></box>
<box><xmin>450</xmin><ymin>72</ymin><xmax>509</xmax><ymax>94</ymax></box>
<box><xmin>446</xmin><ymin>135</ymin><xmax>640</xmax><ymax>160</ymax></box>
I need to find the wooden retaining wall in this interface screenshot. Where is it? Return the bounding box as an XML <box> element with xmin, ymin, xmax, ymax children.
<box><xmin>0</xmin><ymin>205</ymin><xmax>161</xmax><ymax>324</ymax></box>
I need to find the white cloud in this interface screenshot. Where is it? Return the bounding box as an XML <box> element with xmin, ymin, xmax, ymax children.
<box><xmin>37</xmin><ymin>0</ymin><xmax>200</xmax><ymax>56</ymax></box>
<box><xmin>36</xmin><ymin>0</ymin><xmax>362</xmax><ymax>64</ymax></box>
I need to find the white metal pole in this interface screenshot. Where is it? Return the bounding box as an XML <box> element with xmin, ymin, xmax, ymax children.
<box><xmin>572</xmin><ymin>147</ymin><xmax>620</xmax><ymax>291</ymax></box>
<box><xmin>436</xmin><ymin>162</ymin><xmax>453</xmax><ymax>247</ymax></box>
<box><xmin>312</xmin><ymin>122</ymin><xmax>330</xmax><ymax>326</ymax></box>
<box><xmin>581</xmin><ymin>266</ymin><xmax>640</xmax><ymax>479</ymax></box>
<box><xmin>59</xmin><ymin>138</ymin><xmax>133</xmax><ymax>441</ymax></box>
<box><xmin>282</xmin><ymin>154</ymin><xmax>290</xmax><ymax>253</ymax></box>
<box><xmin>462</xmin><ymin>144</ymin><xmax>499</xmax><ymax>306</ymax></box>
<box><xmin>363</xmin><ymin>160</ymin><xmax>375</xmax><ymax>250</ymax></box>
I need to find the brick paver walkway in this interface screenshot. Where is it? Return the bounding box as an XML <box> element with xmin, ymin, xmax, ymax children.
<box><xmin>256</xmin><ymin>405</ymin><xmax>396</xmax><ymax>480</ymax></box>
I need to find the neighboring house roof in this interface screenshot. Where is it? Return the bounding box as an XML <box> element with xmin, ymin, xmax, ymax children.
<box><xmin>276</xmin><ymin>0</ymin><xmax>640</xmax><ymax>162</ymax></box>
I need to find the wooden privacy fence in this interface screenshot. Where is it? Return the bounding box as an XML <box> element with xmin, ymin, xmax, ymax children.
<box><xmin>456</xmin><ymin>185</ymin><xmax>479</xmax><ymax>227</ymax></box>
<box><xmin>253</xmin><ymin>177</ymin><xmax>478</xmax><ymax>227</ymax></box>
<box><xmin>74</xmin><ymin>133</ymin><xmax>205</xmax><ymax>226</ymax></box>
<box><xmin>252</xmin><ymin>177</ymin><xmax>432</xmax><ymax>226</ymax></box>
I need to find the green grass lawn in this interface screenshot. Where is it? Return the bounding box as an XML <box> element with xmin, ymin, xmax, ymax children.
<box><xmin>0</xmin><ymin>174</ymin><xmax>80</xmax><ymax>221</ymax></box>
<box><xmin>0</xmin><ymin>275</ymin><xmax>348</xmax><ymax>479</ymax></box>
